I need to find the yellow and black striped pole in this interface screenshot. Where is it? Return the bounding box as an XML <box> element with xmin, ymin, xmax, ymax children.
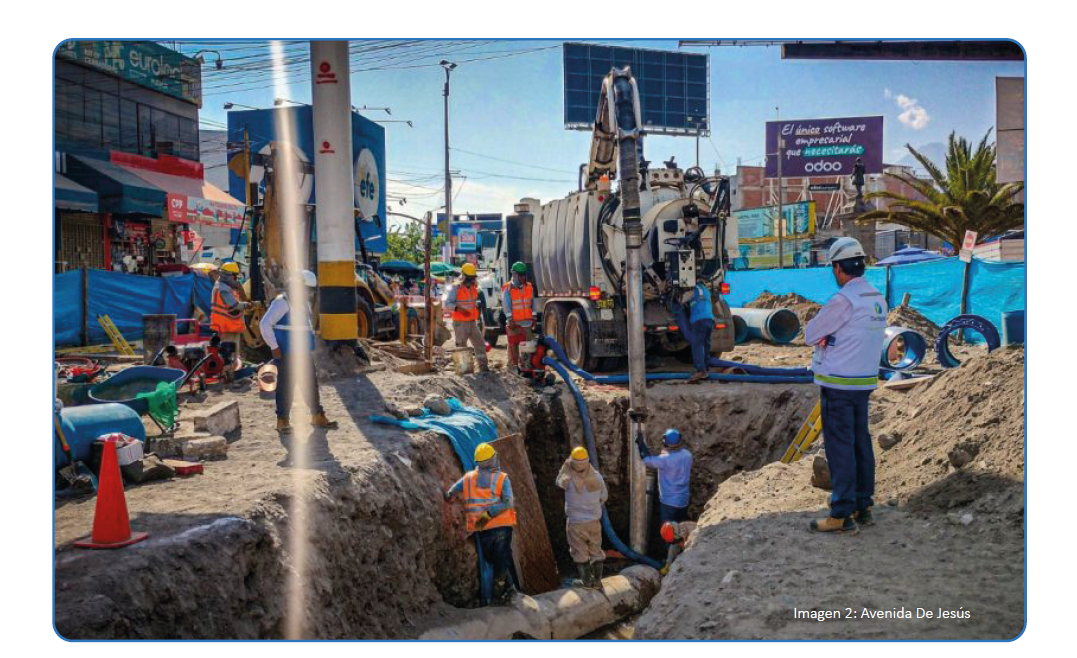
<box><xmin>310</xmin><ymin>40</ymin><xmax>358</xmax><ymax>341</ymax></box>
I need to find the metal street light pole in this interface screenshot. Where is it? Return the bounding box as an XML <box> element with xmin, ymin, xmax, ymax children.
<box><xmin>776</xmin><ymin>107</ymin><xmax>784</xmax><ymax>270</ymax></box>
<box><xmin>441</xmin><ymin>61</ymin><xmax>457</xmax><ymax>263</ymax></box>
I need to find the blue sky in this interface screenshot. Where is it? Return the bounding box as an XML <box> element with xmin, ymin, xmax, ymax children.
<box><xmin>188</xmin><ymin>39</ymin><xmax>1024</xmax><ymax>222</ymax></box>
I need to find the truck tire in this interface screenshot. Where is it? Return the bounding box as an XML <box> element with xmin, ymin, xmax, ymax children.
<box><xmin>357</xmin><ymin>296</ymin><xmax>375</xmax><ymax>339</ymax></box>
<box><xmin>543</xmin><ymin>303</ymin><xmax>568</xmax><ymax>346</ymax></box>
<box><xmin>564</xmin><ymin>307</ymin><xmax>600</xmax><ymax>373</ymax></box>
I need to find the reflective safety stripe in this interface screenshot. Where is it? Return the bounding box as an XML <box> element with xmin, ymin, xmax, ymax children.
<box><xmin>814</xmin><ymin>373</ymin><xmax>879</xmax><ymax>386</ymax></box>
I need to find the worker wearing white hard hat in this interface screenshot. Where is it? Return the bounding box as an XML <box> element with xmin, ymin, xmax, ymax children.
<box><xmin>443</xmin><ymin>262</ymin><xmax>489</xmax><ymax>372</ymax></box>
<box><xmin>804</xmin><ymin>237</ymin><xmax>887</xmax><ymax>534</ymax></box>
<box><xmin>259</xmin><ymin>269</ymin><xmax>337</xmax><ymax>434</ymax></box>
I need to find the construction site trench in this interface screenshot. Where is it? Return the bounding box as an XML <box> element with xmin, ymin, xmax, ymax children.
<box><xmin>53</xmin><ymin>341</ymin><xmax>1024</xmax><ymax>640</ymax></box>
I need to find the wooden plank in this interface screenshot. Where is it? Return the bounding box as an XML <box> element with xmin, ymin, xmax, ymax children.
<box><xmin>492</xmin><ymin>433</ymin><xmax>561</xmax><ymax>595</ymax></box>
<box><xmin>884</xmin><ymin>375</ymin><xmax>935</xmax><ymax>390</ymax></box>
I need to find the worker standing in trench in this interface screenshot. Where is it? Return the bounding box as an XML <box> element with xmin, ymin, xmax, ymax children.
<box><xmin>804</xmin><ymin>237</ymin><xmax>888</xmax><ymax>534</ymax></box>
<box><xmin>555</xmin><ymin>447</ymin><xmax>608</xmax><ymax>589</ymax></box>
<box><xmin>444</xmin><ymin>263</ymin><xmax>490</xmax><ymax>373</ymax></box>
<box><xmin>210</xmin><ymin>261</ymin><xmax>248</xmax><ymax>383</ymax></box>
<box><xmin>258</xmin><ymin>270</ymin><xmax>338</xmax><ymax>435</ymax></box>
<box><xmin>637</xmin><ymin>429</ymin><xmax>694</xmax><ymax>526</ymax></box>
<box><xmin>502</xmin><ymin>261</ymin><xmax>534</xmax><ymax>369</ymax></box>
<box><xmin>444</xmin><ymin>442</ymin><xmax>520</xmax><ymax>605</ymax></box>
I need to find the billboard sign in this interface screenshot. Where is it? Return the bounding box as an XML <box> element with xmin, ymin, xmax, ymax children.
<box><xmin>57</xmin><ymin>40</ymin><xmax>202</xmax><ymax>106</ymax></box>
<box><xmin>563</xmin><ymin>42</ymin><xmax>709</xmax><ymax>136</ymax></box>
<box><xmin>765</xmin><ymin>116</ymin><xmax>883</xmax><ymax>178</ymax></box>
<box><xmin>734</xmin><ymin>201</ymin><xmax>816</xmax><ymax>243</ymax></box>
<box><xmin>226</xmin><ymin>105</ymin><xmax>387</xmax><ymax>252</ymax></box>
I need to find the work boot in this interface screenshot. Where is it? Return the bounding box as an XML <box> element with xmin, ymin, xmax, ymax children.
<box><xmin>809</xmin><ymin>516</ymin><xmax>858</xmax><ymax>534</ymax></box>
<box><xmin>853</xmin><ymin>507</ymin><xmax>875</xmax><ymax>526</ymax></box>
<box><xmin>276</xmin><ymin>416</ymin><xmax>292</xmax><ymax>435</ymax></box>
<box><xmin>590</xmin><ymin>561</ymin><xmax>604</xmax><ymax>589</ymax></box>
<box><xmin>311</xmin><ymin>412</ymin><xmax>338</xmax><ymax>429</ymax></box>
<box><xmin>687</xmin><ymin>371</ymin><xmax>708</xmax><ymax>384</ymax></box>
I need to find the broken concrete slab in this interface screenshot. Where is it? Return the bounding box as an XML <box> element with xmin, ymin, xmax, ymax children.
<box><xmin>180</xmin><ymin>436</ymin><xmax>228</xmax><ymax>461</ymax></box>
<box><xmin>186</xmin><ymin>400</ymin><xmax>241</xmax><ymax>435</ymax></box>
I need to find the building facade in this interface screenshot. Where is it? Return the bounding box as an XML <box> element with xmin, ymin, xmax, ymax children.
<box><xmin>53</xmin><ymin>40</ymin><xmax>244</xmax><ymax>274</ymax></box>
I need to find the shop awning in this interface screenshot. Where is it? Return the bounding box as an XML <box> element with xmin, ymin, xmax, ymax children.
<box><xmin>118</xmin><ymin>166</ymin><xmax>246</xmax><ymax>228</ymax></box>
<box><xmin>54</xmin><ymin>173</ymin><xmax>99</xmax><ymax>213</ymax></box>
<box><xmin>65</xmin><ymin>156</ymin><xmax>166</xmax><ymax>216</ymax></box>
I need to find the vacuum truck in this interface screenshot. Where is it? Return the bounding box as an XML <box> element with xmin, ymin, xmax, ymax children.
<box><xmin>502</xmin><ymin>88</ymin><xmax>738</xmax><ymax>372</ymax></box>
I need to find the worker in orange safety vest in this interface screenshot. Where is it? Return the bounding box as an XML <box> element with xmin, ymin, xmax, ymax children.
<box><xmin>502</xmin><ymin>261</ymin><xmax>534</xmax><ymax>368</ymax></box>
<box><xmin>444</xmin><ymin>442</ymin><xmax>520</xmax><ymax>605</ymax></box>
<box><xmin>211</xmin><ymin>261</ymin><xmax>247</xmax><ymax>382</ymax></box>
<box><xmin>444</xmin><ymin>263</ymin><xmax>489</xmax><ymax>372</ymax></box>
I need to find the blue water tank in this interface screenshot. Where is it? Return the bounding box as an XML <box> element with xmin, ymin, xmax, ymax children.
<box><xmin>55</xmin><ymin>403</ymin><xmax>145</xmax><ymax>470</ymax></box>
<box><xmin>1001</xmin><ymin>310</ymin><xmax>1025</xmax><ymax>346</ymax></box>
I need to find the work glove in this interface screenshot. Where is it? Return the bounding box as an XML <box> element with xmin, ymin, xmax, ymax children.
<box><xmin>474</xmin><ymin>511</ymin><xmax>492</xmax><ymax>530</ymax></box>
<box><xmin>635</xmin><ymin>434</ymin><xmax>650</xmax><ymax>459</ymax></box>
<box><xmin>659</xmin><ymin>564</ymin><xmax>670</xmax><ymax>576</ymax></box>
<box><xmin>443</xmin><ymin>490</ymin><xmax>453</xmax><ymax>502</ymax></box>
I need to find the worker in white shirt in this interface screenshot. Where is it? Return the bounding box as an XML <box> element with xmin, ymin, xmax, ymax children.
<box><xmin>258</xmin><ymin>270</ymin><xmax>338</xmax><ymax>435</ymax></box>
<box><xmin>804</xmin><ymin>237</ymin><xmax>887</xmax><ymax>534</ymax></box>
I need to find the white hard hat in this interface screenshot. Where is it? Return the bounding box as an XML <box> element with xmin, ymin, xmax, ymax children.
<box><xmin>827</xmin><ymin>237</ymin><xmax>866</xmax><ymax>263</ymax></box>
<box><xmin>294</xmin><ymin>269</ymin><xmax>318</xmax><ymax>288</ymax></box>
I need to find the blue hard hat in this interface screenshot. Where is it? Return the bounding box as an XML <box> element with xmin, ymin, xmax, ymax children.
<box><xmin>663</xmin><ymin>429</ymin><xmax>682</xmax><ymax>446</ymax></box>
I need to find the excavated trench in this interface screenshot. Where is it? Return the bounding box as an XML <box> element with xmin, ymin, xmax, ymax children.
<box><xmin>54</xmin><ymin>375</ymin><xmax>815</xmax><ymax>640</ymax></box>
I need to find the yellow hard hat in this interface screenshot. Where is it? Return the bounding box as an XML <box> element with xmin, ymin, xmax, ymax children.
<box><xmin>461</xmin><ymin>263</ymin><xmax>477</xmax><ymax>277</ymax></box>
<box><xmin>221</xmin><ymin>262</ymin><xmax>241</xmax><ymax>275</ymax></box>
<box><xmin>474</xmin><ymin>442</ymin><xmax>496</xmax><ymax>463</ymax></box>
<box><xmin>571</xmin><ymin>446</ymin><xmax>589</xmax><ymax>461</ymax></box>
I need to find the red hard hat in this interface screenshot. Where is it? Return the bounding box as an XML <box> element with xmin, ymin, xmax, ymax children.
<box><xmin>660</xmin><ymin>522</ymin><xmax>676</xmax><ymax>544</ymax></box>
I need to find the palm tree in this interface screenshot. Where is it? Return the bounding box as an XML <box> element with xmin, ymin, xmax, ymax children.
<box><xmin>856</xmin><ymin>130</ymin><xmax>1024</xmax><ymax>248</ymax></box>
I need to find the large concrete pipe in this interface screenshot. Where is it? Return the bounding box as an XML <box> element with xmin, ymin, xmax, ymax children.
<box><xmin>418</xmin><ymin>566</ymin><xmax>661</xmax><ymax>640</ymax></box>
<box><xmin>881</xmin><ymin>326</ymin><xmax>928</xmax><ymax>372</ymax></box>
<box><xmin>732</xmin><ymin>314</ymin><xmax>749</xmax><ymax>344</ymax></box>
<box><xmin>731</xmin><ymin>307</ymin><xmax>801</xmax><ymax>345</ymax></box>
<box><xmin>310</xmin><ymin>41</ymin><xmax>357</xmax><ymax>341</ymax></box>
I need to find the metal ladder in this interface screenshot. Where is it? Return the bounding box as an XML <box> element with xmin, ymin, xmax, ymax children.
<box><xmin>96</xmin><ymin>314</ymin><xmax>135</xmax><ymax>356</ymax></box>
<box><xmin>782</xmin><ymin>400</ymin><xmax>822</xmax><ymax>463</ymax></box>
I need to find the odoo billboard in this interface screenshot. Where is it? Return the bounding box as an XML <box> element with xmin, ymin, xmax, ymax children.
<box><xmin>765</xmin><ymin>116</ymin><xmax>883</xmax><ymax>178</ymax></box>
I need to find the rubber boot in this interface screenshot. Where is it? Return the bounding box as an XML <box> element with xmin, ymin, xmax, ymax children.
<box><xmin>573</xmin><ymin>563</ymin><xmax>589</xmax><ymax>588</ymax></box>
<box><xmin>590</xmin><ymin>561</ymin><xmax>604</xmax><ymax>589</ymax></box>
<box><xmin>276</xmin><ymin>416</ymin><xmax>292</xmax><ymax>435</ymax></box>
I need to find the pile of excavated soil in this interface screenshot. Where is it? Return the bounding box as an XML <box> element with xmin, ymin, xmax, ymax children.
<box><xmin>746</xmin><ymin>291</ymin><xmax>822</xmax><ymax>340</ymax></box>
<box><xmin>888</xmin><ymin>305</ymin><xmax>942</xmax><ymax>346</ymax></box>
<box><xmin>636</xmin><ymin>346</ymin><xmax>1025</xmax><ymax>640</ymax></box>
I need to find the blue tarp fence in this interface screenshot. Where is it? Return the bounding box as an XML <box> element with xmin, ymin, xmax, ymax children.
<box><xmin>726</xmin><ymin>256</ymin><xmax>1025</xmax><ymax>337</ymax></box>
<box><xmin>54</xmin><ymin>269</ymin><xmax>214</xmax><ymax>346</ymax></box>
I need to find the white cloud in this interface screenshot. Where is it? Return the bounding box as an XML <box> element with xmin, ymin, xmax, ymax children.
<box><xmin>884</xmin><ymin>88</ymin><xmax>931</xmax><ymax>130</ymax></box>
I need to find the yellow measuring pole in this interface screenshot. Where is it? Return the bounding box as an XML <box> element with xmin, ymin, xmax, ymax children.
<box><xmin>782</xmin><ymin>400</ymin><xmax>823</xmax><ymax>463</ymax></box>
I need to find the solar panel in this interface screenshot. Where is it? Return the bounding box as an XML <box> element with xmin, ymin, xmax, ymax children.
<box><xmin>563</xmin><ymin>42</ymin><xmax>710</xmax><ymax>137</ymax></box>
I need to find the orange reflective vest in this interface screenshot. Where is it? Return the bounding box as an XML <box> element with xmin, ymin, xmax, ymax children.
<box><xmin>211</xmin><ymin>285</ymin><xmax>245</xmax><ymax>334</ymax></box>
<box><xmin>452</xmin><ymin>283</ymin><xmax>480</xmax><ymax>323</ymax></box>
<box><xmin>463</xmin><ymin>470</ymin><xmax>517</xmax><ymax>534</ymax></box>
<box><xmin>503</xmin><ymin>282</ymin><xmax>533</xmax><ymax>323</ymax></box>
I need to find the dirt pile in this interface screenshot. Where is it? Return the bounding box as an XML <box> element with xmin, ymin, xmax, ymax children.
<box><xmin>888</xmin><ymin>304</ymin><xmax>942</xmax><ymax>345</ymax></box>
<box><xmin>635</xmin><ymin>347</ymin><xmax>1025</xmax><ymax>640</ymax></box>
<box><xmin>746</xmin><ymin>291</ymin><xmax>822</xmax><ymax>339</ymax></box>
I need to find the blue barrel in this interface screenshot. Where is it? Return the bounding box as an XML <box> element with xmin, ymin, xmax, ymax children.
<box><xmin>55</xmin><ymin>403</ymin><xmax>145</xmax><ymax>470</ymax></box>
<box><xmin>1001</xmin><ymin>310</ymin><xmax>1025</xmax><ymax>346</ymax></box>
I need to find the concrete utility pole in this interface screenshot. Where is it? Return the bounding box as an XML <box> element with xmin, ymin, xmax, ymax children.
<box><xmin>310</xmin><ymin>40</ymin><xmax>358</xmax><ymax>341</ymax></box>
<box><xmin>776</xmin><ymin>107</ymin><xmax>784</xmax><ymax>270</ymax></box>
<box><xmin>441</xmin><ymin>60</ymin><xmax>457</xmax><ymax>262</ymax></box>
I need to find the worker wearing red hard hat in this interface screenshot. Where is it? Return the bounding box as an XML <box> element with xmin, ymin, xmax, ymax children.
<box><xmin>659</xmin><ymin>520</ymin><xmax>698</xmax><ymax>574</ymax></box>
<box><xmin>555</xmin><ymin>446</ymin><xmax>608</xmax><ymax>589</ymax></box>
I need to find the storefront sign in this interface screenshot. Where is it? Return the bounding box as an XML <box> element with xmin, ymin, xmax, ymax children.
<box><xmin>166</xmin><ymin>193</ymin><xmax>244</xmax><ymax>228</ymax></box>
<box><xmin>456</xmin><ymin>227</ymin><xmax>479</xmax><ymax>253</ymax></box>
<box><xmin>57</xmin><ymin>40</ymin><xmax>202</xmax><ymax>106</ymax></box>
<box><xmin>765</xmin><ymin>116</ymin><xmax>883</xmax><ymax>178</ymax></box>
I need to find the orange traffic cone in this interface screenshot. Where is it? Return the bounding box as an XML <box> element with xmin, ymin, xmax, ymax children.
<box><xmin>74</xmin><ymin>438</ymin><xmax>148</xmax><ymax>549</ymax></box>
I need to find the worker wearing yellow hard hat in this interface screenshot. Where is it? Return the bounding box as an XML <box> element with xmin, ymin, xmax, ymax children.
<box><xmin>210</xmin><ymin>260</ymin><xmax>249</xmax><ymax>384</ymax></box>
<box><xmin>556</xmin><ymin>445</ymin><xmax>608</xmax><ymax>589</ymax></box>
<box><xmin>443</xmin><ymin>261</ymin><xmax>488</xmax><ymax>373</ymax></box>
<box><xmin>444</xmin><ymin>442</ymin><xmax>520</xmax><ymax>605</ymax></box>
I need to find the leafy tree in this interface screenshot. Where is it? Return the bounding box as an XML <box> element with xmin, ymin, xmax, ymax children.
<box><xmin>856</xmin><ymin>130</ymin><xmax>1024</xmax><ymax>248</ymax></box>
<box><xmin>384</xmin><ymin>221</ymin><xmax>444</xmax><ymax>263</ymax></box>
